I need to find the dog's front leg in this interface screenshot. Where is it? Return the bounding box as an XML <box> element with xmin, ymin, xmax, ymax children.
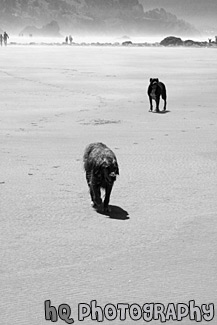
<box><xmin>89</xmin><ymin>185</ymin><xmax>96</xmax><ymax>206</ymax></box>
<box><xmin>92</xmin><ymin>184</ymin><xmax>102</xmax><ymax>207</ymax></box>
<box><xmin>103</xmin><ymin>184</ymin><xmax>113</xmax><ymax>212</ymax></box>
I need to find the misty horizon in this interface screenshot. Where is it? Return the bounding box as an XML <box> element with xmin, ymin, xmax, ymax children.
<box><xmin>1</xmin><ymin>0</ymin><xmax>216</xmax><ymax>41</ymax></box>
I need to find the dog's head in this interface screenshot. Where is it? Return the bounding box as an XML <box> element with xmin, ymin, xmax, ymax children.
<box><xmin>149</xmin><ymin>78</ymin><xmax>159</xmax><ymax>98</ymax></box>
<box><xmin>150</xmin><ymin>78</ymin><xmax>159</xmax><ymax>86</ymax></box>
<box><xmin>97</xmin><ymin>157</ymin><xmax>119</xmax><ymax>184</ymax></box>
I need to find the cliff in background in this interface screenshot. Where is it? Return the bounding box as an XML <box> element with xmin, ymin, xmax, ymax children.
<box><xmin>0</xmin><ymin>0</ymin><xmax>200</xmax><ymax>37</ymax></box>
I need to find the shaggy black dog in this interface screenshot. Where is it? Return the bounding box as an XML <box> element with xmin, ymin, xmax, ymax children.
<box><xmin>83</xmin><ymin>143</ymin><xmax>119</xmax><ymax>212</ymax></box>
<box><xmin>148</xmin><ymin>78</ymin><xmax>167</xmax><ymax>112</ymax></box>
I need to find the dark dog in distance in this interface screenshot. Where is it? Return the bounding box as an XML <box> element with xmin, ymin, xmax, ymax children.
<box><xmin>83</xmin><ymin>142</ymin><xmax>119</xmax><ymax>212</ymax></box>
<box><xmin>148</xmin><ymin>78</ymin><xmax>167</xmax><ymax>112</ymax></box>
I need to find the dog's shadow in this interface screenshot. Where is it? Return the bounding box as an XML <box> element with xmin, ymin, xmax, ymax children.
<box><xmin>152</xmin><ymin>110</ymin><xmax>171</xmax><ymax>114</ymax></box>
<box><xmin>97</xmin><ymin>205</ymin><xmax>129</xmax><ymax>220</ymax></box>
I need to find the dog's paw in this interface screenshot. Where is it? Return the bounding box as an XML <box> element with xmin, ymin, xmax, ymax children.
<box><xmin>91</xmin><ymin>201</ymin><xmax>96</xmax><ymax>207</ymax></box>
<box><xmin>91</xmin><ymin>201</ymin><xmax>103</xmax><ymax>211</ymax></box>
<box><xmin>91</xmin><ymin>201</ymin><xmax>99</xmax><ymax>208</ymax></box>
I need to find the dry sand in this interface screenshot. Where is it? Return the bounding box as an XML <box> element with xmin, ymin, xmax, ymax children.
<box><xmin>0</xmin><ymin>45</ymin><xmax>217</xmax><ymax>324</ymax></box>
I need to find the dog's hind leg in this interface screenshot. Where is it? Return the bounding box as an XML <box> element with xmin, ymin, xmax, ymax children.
<box><xmin>161</xmin><ymin>83</ymin><xmax>167</xmax><ymax>111</ymax></box>
<box><xmin>163</xmin><ymin>98</ymin><xmax>167</xmax><ymax>111</ymax></box>
<box><xmin>149</xmin><ymin>96</ymin><xmax>153</xmax><ymax>112</ymax></box>
<box><xmin>162</xmin><ymin>91</ymin><xmax>167</xmax><ymax>111</ymax></box>
<box><xmin>155</xmin><ymin>97</ymin><xmax>160</xmax><ymax>113</ymax></box>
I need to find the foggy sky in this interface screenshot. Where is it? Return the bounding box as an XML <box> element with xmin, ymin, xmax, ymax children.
<box><xmin>140</xmin><ymin>0</ymin><xmax>217</xmax><ymax>28</ymax></box>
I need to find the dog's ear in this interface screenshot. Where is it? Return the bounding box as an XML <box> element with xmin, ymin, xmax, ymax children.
<box><xmin>150</xmin><ymin>78</ymin><xmax>153</xmax><ymax>83</ymax></box>
<box><xmin>113</xmin><ymin>161</ymin><xmax>119</xmax><ymax>175</ymax></box>
<box><xmin>156</xmin><ymin>78</ymin><xmax>159</xmax><ymax>83</ymax></box>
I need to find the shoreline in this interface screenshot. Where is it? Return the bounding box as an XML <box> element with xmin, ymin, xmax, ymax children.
<box><xmin>7</xmin><ymin>40</ymin><xmax>217</xmax><ymax>48</ymax></box>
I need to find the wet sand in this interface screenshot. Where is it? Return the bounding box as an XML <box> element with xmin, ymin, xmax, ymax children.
<box><xmin>0</xmin><ymin>45</ymin><xmax>216</xmax><ymax>324</ymax></box>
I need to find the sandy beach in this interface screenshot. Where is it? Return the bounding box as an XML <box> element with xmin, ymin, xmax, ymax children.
<box><xmin>1</xmin><ymin>45</ymin><xmax>217</xmax><ymax>324</ymax></box>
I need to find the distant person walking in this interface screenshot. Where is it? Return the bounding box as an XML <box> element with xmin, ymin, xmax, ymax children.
<box><xmin>0</xmin><ymin>34</ymin><xmax>3</xmax><ymax>46</ymax></box>
<box><xmin>65</xmin><ymin>36</ymin><xmax>68</xmax><ymax>44</ymax></box>
<box><xmin>3</xmin><ymin>31</ymin><xmax>9</xmax><ymax>46</ymax></box>
<box><xmin>69</xmin><ymin>35</ymin><xmax>73</xmax><ymax>44</ymax></box>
